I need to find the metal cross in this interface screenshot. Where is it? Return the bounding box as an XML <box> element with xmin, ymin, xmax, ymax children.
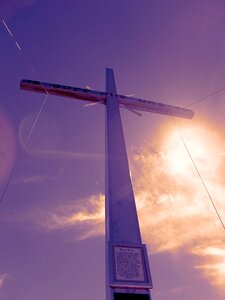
<box><xmin>20</xmin><ymin>68</ymin><xmax>194</xmax><ymax>300</ymax></box>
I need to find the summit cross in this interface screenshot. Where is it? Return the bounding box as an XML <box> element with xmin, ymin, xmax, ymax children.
<box><xmin>20</xmin><ymin>68</ymin><xmax>194</xmax><ymax>300</ymax></box>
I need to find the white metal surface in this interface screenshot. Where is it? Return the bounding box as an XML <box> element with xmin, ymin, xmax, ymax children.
<box><xmin>105</xmin><ymin>69</ymin><xmax>152</xmax><ymax>300</ymax></box>
<box><xmin>20</xmin><ymin>79</ymin><xmax>194</xmax><ymax>119</ymax></box>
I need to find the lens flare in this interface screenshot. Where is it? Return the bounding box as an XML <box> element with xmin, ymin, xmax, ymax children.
<box><xmin>0</xmin><ymin>111</ymin><xmax>16</xmax><ymax>182</ymax></box>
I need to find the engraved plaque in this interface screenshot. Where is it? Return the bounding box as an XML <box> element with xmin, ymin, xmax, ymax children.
<box><xmin>114</xmin><ymin>246</ymin><xmax>145</xmax><ymax>282</ymax></box>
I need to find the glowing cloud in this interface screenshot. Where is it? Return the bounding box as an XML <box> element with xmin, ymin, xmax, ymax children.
<box><xmin>23</xmin><ymin>194</ymin><xmax>105</xmax><ymax>240</ymax></box>
<box><xmin>131</xmin><ymin>119</ymin><xmax>225</xmax><ymax>294</ymax></box>
<box><xmin>132</xmin><ymin>121</ymin><xmax>225</xmax><ymax>250</ymax></box>
<box><xmin>192</xmin><ymin>242</ymin><xmax>225</xmax><ymax>293</ymax></box>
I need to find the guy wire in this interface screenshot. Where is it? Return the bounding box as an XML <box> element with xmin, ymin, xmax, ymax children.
<box><xmin>0</xmin><ymin>19</ymin><xmax>49</xmax><ymax>204</ymax></box>
<box><xmin>185</xmin><ymin>86</ymin><xmax>225</xmax><ymax>108</ymax></box>
<box><xmin>171</xmin><ymin>117</ymin><xmax>225</xmax><ymax>230</ymax></box>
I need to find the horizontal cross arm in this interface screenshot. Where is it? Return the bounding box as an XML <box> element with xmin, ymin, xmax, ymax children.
<box><xmin>119</xmin><ymin>95</ymin><xmax>194</xmax><ymax>119</ymax></box>
<box><xmin>20</xmin><ymin>79</ymin><xmax>105</xmax><ymax>103</ymax></box>
<box><xmin>20</xmin><ymin>79</ymin><xmax>194</xmax><ymax>119</ymax></box>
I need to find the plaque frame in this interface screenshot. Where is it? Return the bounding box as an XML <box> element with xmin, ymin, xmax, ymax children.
<box><xmin>108</xmin><ymin>242</ymin><xmax>153</xmax><ymax>289</ymax></box>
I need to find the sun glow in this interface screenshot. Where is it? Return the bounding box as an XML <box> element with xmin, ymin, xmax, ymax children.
<box><xmin>132</xmin><ymin>119</ymin><xmax>225</xmax><ymax>294</ymax></box>
<box><xmin>162</xmin><ymin>124</ymin><xmax>221</xmax><ymax>177</ymax></box>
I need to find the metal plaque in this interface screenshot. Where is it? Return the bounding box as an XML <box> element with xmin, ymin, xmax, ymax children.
<box><xmin>114</xmin><ymin>246</ymin><xmax>145</xmax><ymax>282</ymax></box>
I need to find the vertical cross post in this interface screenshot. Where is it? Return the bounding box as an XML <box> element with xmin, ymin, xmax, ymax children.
<box><xmin>105</xmin><ymin>68</ymin><xmax>152</xmax><ymax>300</ymax></box>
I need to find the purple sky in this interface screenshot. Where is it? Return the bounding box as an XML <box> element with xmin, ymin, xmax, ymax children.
<box><xmin>1</xmin><ymin>1</ymin><xmax>225</xmax><ymax>299</ymax></box>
